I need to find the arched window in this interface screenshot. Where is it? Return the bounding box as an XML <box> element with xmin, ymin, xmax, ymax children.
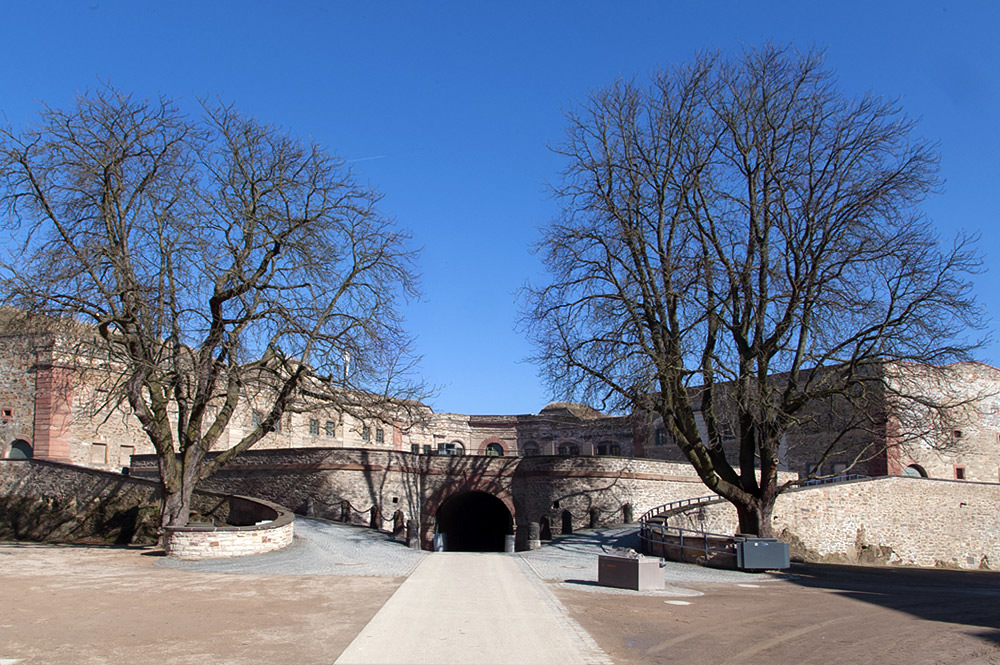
<box><xmin>485</xmin><ymin>443</ymin><xmax>504</xmax><ymax>457</ymax></box>
<box><xmin>904</xmin><ymin>464</ymin><xmax>928</xmax><ymax>478</ymax></box>
<box><xmin>596</xmin><ymin>442</ymin><xmax>620</xmax><ymax>456</ymax></box>
<box><xmin>522</xmin><ymin>441</ymin><xmax>540</xmax><ymax>457</ymax></box>
<box><xmin>557</xmin><ymin>443</ymin><xmax>580</xmax><ymax>456</ymax></box>
<box><xmin>8</xmin><ymin>440</ymin><xmax>32</xmax><ymax>459</ymax></box>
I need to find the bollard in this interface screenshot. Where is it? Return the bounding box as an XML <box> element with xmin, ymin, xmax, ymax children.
<box><xmin>406</xmin><ymin>519</ymin><xmax>420</xmax><ymax>549</ymax></box>
<box><xmin>526</xmin><ymin>521</ymin><xmax>541</xmax><ymax>550</ymax></box>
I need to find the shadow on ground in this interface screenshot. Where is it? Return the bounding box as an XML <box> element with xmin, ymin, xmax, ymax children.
<box><xmin>787</xmin><ymin>562</ymin><xmax>1000</xmax><ymax>644</ymax></box>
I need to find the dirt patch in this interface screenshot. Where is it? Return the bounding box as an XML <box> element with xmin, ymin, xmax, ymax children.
<box><xmin>0</xmin><ymin>542</ymin><xmax>400</xmax><ymax>665</ymax></box>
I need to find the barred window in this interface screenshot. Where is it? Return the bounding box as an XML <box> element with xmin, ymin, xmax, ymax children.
<box><xmin>309</xmin><ymin>419</ymin><xmax>319</xmax><ymax>436</ymax></box>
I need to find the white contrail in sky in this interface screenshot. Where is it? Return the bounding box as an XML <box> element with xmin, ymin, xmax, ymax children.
<box><xmin>346</xmin><ymin>155</ymin><xmax>387</xmax><ymax>163</ymax></box>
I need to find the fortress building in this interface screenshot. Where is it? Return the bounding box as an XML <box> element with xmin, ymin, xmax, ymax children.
<box><xmin>1</xmin><ymin>321</ymin><xmax>998</xmax><ymax>485</ymax></box>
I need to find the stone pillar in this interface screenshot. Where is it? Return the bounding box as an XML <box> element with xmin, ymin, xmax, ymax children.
<box><xmin>369</xmin><ymin>505</ymin><xmax>381</xmax><ymax>530</ymax></box>
<box><xmin>340</xmin><ymin>499</ymin><xmax>351</xmax><ymax>523</ymax></box>
<box><xmin>392</xmin><ymin>509</ymin><xmax>405</xmax><ymax>538</ymax></box>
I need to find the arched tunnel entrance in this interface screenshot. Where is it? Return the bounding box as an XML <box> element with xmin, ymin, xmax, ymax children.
<box><xmin>434</xmin><ymin>491</ymin><xmax>513</xmax><ymax>552</ymax></box>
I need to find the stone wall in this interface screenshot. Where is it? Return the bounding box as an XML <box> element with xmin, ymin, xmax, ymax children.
<box><xmin>0</xmin><ymin>460</ymin><xmax>296</xmax><ymax>561</ymax></box>
<box><xmin>163</xmin><ymin>496</ymin><xmax>294</xmax><ymax>560</ymax></box>
<box><xmin>0</xmin><ymin>458</ymin><xmax>182</xmax><ymax>544</ymax></box>
<box><xmin>667</xmin><ymin>476</ymin><xmax>1000</xmax><ymax>570</ymax></box>
<box><xmin>131</xmin><ymin>448</ymin><xmax>719</xmax><ymax>548</ymax></box>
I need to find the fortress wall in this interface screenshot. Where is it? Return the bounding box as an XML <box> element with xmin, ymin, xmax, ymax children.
<box><xmin>0</xmin><ymin>458</ymin><xmax>224</xmax><ymax>544</ymax></box>
<box><xmin>670</xmin><ymin>476</ymin><xmax>1000</xmax><ymax>570</ymax></box>
<box><xmin>132</xmin><ymin>449</ymin><xmax>719</xmax><ymax>543</ymax></box>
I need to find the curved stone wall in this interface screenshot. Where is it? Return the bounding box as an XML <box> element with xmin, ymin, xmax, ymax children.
<box><xmin>1</xmin><ymin>459</ymin><xmax>296</xmax><ymax>560</ymax></box>
<box><xmin>163</xmin><ymin>496</ymin><xmax>294</xmax><ymax>560</ymax></box>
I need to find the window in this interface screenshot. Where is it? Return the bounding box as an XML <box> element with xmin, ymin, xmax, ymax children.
<box><xmin>558</xmin><ymin>443</ymin><xmax>580</xmax><ymax>456</ymax></box>
<box><xmin>523</xmin><ymin>442</ymin><xmax>540</xmax><ymax>457</ymax></box>
<box><xmin>375</xmin><ymin>428</ymin><xmax>384</xmax><ymax>444</ymax></box>
<box><xmin>309</xmin><ymin>419</ymin><xmax>319</xmax><ymax>436</ymax></box>
<box><xmin>597</xmin><ymin>443</ymin><xmax>620</xmax><ymax>456</ymax></box>
<box><xmin>362</xmin><ymin>425</ymin><xmax>371</xmax><ymax>443</ymax></box>
<box><xmin>325</xmin><ymin>420</ymin><xmax>336</xmax><ymax>437</ymax></box>
<box><xmin>438</xmin><ymin>442</ymin><xmax>464</xmax><ymax>456</ymax></box>
<box><xmin>252</xmin><ymin>410</ymin><xmax>263</xmax><ymax>428</ymax></box>
<box><xmin>423</xmin><ymin>445</ymin><xmax>432</xmax><ymax>455</ymax></box>
<box><xmin>954</xmin><ymin>465</ymin><xmax>966</xmax><ymax>480</ymax></box>
<box><xmin>953</xmin><ymin>430</ymin><xmax>963</xmax><ymax>440</ymax></box>
<box><xmin>273</xmin><ymin>417</ymin><xmax>282</xmax><ymax>434</ymax></box>
<box><xmin>411</xmin><ymin>444</ymin><xmax>420</xmax><ymax>454</ymax></box>
<box><xmin>8</xmin><ymin>440</ymin><xmax>32</xmax><ymax>459</ymax></box>
<box><xmin>90</xmin><ymin>443</ymin><xmax>108</xmax><ymax>464</ymax></box>
<box><xmin>904</xmin><ymin>464</ymin><xmax>927</xmax><ymax>478</ymax></box>
<box><xmin>1</xmin><ymin>408</ymin><xmax>11</xmax><ymax>421</ymax></box>
<box><xmin>655</xmin><ymin>429</ymin><xmax>668</xmax><ymax>446</ymax></box>
<box><xmin>485</xmin><ymin>443</ymin><xmax>504</xmax><ymax>457</ymax></box>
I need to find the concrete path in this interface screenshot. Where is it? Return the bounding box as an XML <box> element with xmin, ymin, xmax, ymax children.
<box><xmin>334</xmin><ymin>552</ymin><xmax>610</xmax><ymax>665</ymax></box>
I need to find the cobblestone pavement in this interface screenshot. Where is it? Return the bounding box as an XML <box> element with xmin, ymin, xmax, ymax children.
<box><xmin>514</xmin><ymin>525</ymin><xmax>783</xmax><ymax>596</ymax></box>
<box><xmin>159</xmin><ymin>517</ymin><xmax>782</xmax><ymax>593</ymax></box>
<box><xmin>157</xmin><ymin>516</ymin><xmax>427</xmax><ymax>577</ymax></box>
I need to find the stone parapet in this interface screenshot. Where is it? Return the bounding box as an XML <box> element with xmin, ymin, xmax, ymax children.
<box><xmin>163</xmin><ymin>496</ymin><xmax>294</xmax><ymax>560</ymax></box>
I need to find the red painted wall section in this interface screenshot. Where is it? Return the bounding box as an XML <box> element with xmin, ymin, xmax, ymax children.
<box><xmin>32</xmin><ymin>361</ymin><xmax>75</xmax><ymax>463</ymax></box>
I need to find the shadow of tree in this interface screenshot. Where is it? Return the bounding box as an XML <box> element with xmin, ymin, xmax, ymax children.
<box><xmin>785</xmin><ymin>562</ymin><xmax>1000</xmax><ymax>644</ymax></box>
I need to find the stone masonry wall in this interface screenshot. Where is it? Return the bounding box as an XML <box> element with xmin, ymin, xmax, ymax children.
<box><xmin>0</xmin><ymin>459</ymin><xmax>222</xmax><ymax>544</ymax></box>
<box><xmin>131</xmin><ymin>448</ymin><xmax>719</xmax><ymax>547</ymax></box>
<box><xmin>669</xmin><ymin>476</ymin><xmax>1000</xmax><ymax>570</ymax></box>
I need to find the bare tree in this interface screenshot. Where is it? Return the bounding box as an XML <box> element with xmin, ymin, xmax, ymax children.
<box><xmin>0</xmin><ymin>87</ymin><xmax>423</xmax><ymax>530</ymax></box>
<box><xmin>522</xmin><ymin>45</ymin><xmax>983</xmax><ymax>536</ymax></box>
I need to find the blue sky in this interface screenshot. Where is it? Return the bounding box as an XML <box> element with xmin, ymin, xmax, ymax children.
<box><xmin>2</xmin><ymin>1</ymin><xmax>997</xmax><ymax>415</ymax></box>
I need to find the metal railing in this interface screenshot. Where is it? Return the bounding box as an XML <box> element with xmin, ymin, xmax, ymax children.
<box><xmin>638</xmin><ymin>473</ymin><xmax>873</xmax><ymax>564</ymax></box>
<box><xmin>638</xmin><ymin>494</ymin><xmax>723</xmax><ymax>524</ymax></box>
<box><xmin>799</xmin><ymin>473</ymin><xmax>871</xmax><ymax>488</ymax></box>
<box><xmin>639</xmin><ymin>522</ymin><xmax>739</xmax><ymax>565</ymax></box>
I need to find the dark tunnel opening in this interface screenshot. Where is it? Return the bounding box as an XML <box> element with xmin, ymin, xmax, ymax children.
<box><xmin>435</xmin><ymin>491</ymin><xmax>513</xmax><ymax>552</ymax></box>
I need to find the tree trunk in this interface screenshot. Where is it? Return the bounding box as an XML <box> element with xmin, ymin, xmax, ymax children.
<box><xmin>735</xmin><ymin>496</ymin><xmax>775</xmax><ymax>538</ymax></box>
<box><xmin>157</xmin><ymin>457</ymin><xmax>200</xmax><ymax>548</ymax></box>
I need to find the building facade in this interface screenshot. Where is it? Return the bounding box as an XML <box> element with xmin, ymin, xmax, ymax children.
<box><xmin>1</xmin><ymin>325</ymin><xmax>998</xmax><ymax>485</ymax></box>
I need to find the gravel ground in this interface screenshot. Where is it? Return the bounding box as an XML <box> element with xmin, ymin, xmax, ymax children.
<box><xmin>157</xmin><ymin>516</ymin><xmax>428</xmax><ymax>577</ymax></box>
<box><xmin>514</xmin><ymin>524</ymin><xmax>783</xmax><ymax>596</ymax></box>
<box><xmin>159</xmin><ymin>517</ymin><xmax>781</xmax><ymax>589</ymax></box>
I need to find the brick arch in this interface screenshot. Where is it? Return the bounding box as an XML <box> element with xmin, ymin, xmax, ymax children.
<box><xmin>477</xmin><ymin>438</ymin><xmax>507</xmax><ymax>456</ymax></box>
<box><xmin>6</xmin><ymin>439</ymin><xmax>33</xmax><ymax>459</ymax></box>
<box><xmin>419</xmin><ymin>467</ymin><xmax>517</xmax><ymax>550</ymax></box>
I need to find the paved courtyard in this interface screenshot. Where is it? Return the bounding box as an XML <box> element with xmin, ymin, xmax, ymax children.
<box><xmin>2</xmin><ymin>518</ymin><xmax>999</xmax><ymax>664</ymax></box>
